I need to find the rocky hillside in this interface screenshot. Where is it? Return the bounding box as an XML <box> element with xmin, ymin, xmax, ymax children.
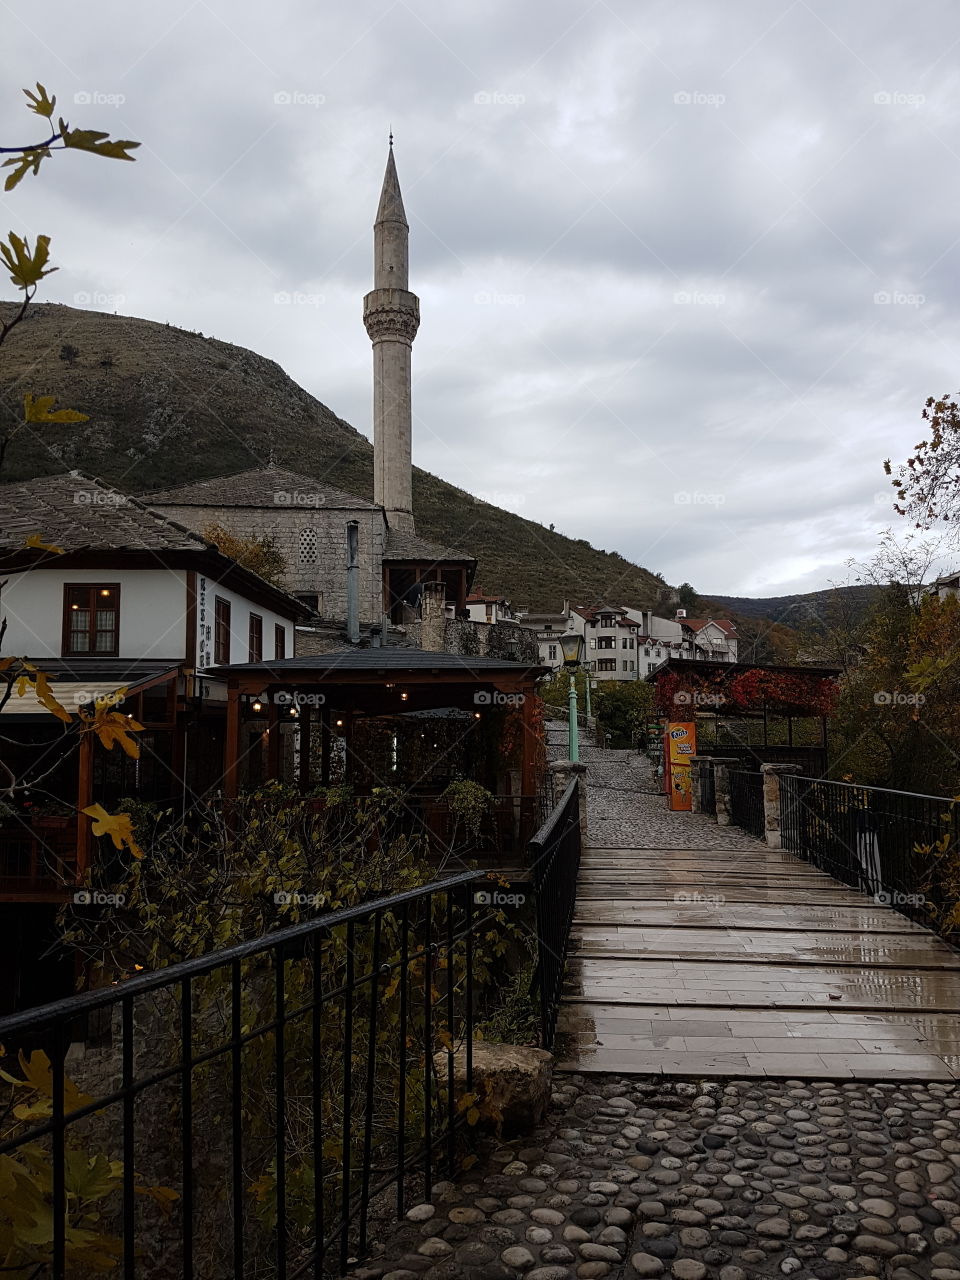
<box><xmin>0</xmin><ymin>302</ymin><xmax>666</xmax><ymax>612</ymax></box>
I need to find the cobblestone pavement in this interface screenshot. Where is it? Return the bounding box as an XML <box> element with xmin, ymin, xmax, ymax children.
<box><xmin>358</xmin><ymin>1073</ymin><xmax>960</xmax><ymax>1280</ymax></box>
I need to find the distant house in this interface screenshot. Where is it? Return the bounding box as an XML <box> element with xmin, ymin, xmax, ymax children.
<box><xmin>930</xmin><ymin>570</ymin><xmax>960</xmax><ymax>602</ymax></box>
<box><xmin>521</xmin><ymin>603</ymin><xmax>737</xmax><ymax>680</ymax></box>
<box><xmin>465</xmin><ymin>590</ymin><xmax>516</xmax><ymax>625</ymax></box>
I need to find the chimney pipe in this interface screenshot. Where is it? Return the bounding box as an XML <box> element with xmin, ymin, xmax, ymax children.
<box><xmin>346</xmin><ymin>521</ymin><xmax>360</xmax><ymax>644</ymax></box>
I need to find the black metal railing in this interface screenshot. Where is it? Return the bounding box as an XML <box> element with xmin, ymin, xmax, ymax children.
<box><xmin>530</xmin><ymin>779</ymin><xmax>582</xmax><ymax>1047</ymax></box>
<box><xmin>0</xmin><ymin>872</ymin><xmax>487</xmax><ymax>1279</ymax></box>
<box><xmin>780</xmin><ymin>775</ymin><xmax>960</xmax><ymax>933</ymax></box>
<box><xmin>729</xmin><ymin>769</ymin><xmax>765</xmax><ymax>840</ymax></box>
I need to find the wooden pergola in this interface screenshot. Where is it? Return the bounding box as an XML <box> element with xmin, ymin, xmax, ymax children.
<box><xmin>210</xmin><ymin>647</ymin><xmax>548</xmax><ymax>801</ymax></box>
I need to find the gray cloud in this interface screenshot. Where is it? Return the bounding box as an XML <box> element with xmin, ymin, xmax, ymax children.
<box><xmin>5</xmin><ymin>0</ymin><xmax>960</xmax><ymax>597</ymax></box>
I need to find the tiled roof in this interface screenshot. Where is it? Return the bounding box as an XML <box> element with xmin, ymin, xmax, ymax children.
<box><xmin>680</xmin><ymin>617</ymin><xmax>737</xmax><ymax>635</ymax></box>
<box><xmin>143</xmin><ymin>465</ymin><xmax>378</xmax><ymax>511</ymax></box>
<box><xmin>0</xmin><ymin>472</ymin><xmax>205</xmax><ymax>553</ymax></box>
<box><xmin>383</xmin><ymin>528</ymin><xmax>475</xmax><ymax>564</ymax></box>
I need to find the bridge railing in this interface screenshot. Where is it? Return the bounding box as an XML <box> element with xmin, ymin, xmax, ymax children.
<box><xmin>0</xmin><ymin>871</ymin><xmax>485</xmax><ymax>1278</ymax></box>
<box><xmin>779</xmin><ymin>774</ymin><xmax>959</xmax><ymax>936</ymax></box>
<box><xmin>729</xmin><ymin>769</ymin><xmax>765</xmax><ymax>840</ymax></box>
<box><xmin>530</xmin><ymin>778</ymin><xmax>582</xmax><ymax>1047</ymax></box>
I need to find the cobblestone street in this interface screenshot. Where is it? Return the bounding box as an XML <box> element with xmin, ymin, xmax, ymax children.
<box><xmin>360</xmin><ymin>1073</ymin><xmax>960</xmax><ymax>1280</ymax></box>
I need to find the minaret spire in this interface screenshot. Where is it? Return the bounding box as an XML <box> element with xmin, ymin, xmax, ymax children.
<box><xmin>364</xmin><ymin>142</ymin><xmax>420</xmax><ymax>534</ymax></box>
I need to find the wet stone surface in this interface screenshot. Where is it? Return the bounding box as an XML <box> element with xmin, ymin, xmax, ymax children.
<box><xmin>355</xmin><ymin>1074</ymin><xmax>960</xmax><ymax>1280</ymax></box>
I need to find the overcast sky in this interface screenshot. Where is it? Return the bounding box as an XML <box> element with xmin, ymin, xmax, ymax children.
<box><xmin>4</xmin><ymin>0</ymin><xmax>960</xmax><ymax>597</ymax></box>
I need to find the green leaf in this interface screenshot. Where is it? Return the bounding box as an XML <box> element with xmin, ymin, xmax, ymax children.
<box><xmin>3</xmin><ymin>148</ymin><xmax>51</xmax><ymax>191</ymax></box>
<box><xmin>58</xmin><ymin>119</ymin><xmax>139</xmax><ymax>162</ymax></box>
<box><xmin>23</xmin><ymin>83</ymin><xmax>56</xmax><ymax>119</ymax></box>
<box><xmin>0</xmin><ymin>231</ymin><xmax>56</xmax><ymax>289</ymax></box>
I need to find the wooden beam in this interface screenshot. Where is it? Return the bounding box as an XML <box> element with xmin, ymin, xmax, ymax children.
<box><xmin>224</xmin><ymin>683</ymin><xmax>240</xmax><ymax>800</ymax></box>
<box><xmin>298</xmin><ymin>706</ymin><xmax>312</xmax><ymax>792</ymax></box>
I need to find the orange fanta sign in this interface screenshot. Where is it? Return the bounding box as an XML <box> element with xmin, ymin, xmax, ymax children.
<box><xmin>665</xmin><ymin>721</ymin><xmax>696</xmax><ymax>811</ymax></box>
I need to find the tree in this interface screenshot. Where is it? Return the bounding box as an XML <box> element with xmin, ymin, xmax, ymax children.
<box><xmin>201</xmin><ymin>522</ymin><xmax>287</xmax><ymax>587</ymax></box>
<box><xmin>886</xmin><ymin>394</ymin><xmax>960</xmax><ymax>525</ymax></box>
<box><xmin>675</xmin><ymin>582</ymin><xmax>700</xmax><ymax>612</ymax></box>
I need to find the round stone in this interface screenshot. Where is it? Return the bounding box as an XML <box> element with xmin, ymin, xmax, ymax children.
<box><xmin>417</xmin><ymin>1238</ymin><xmax>452</xmax><ymax>1257</ymax></box>
<box><xmin>501</xmin><ymin>1246</ymin><xmax>536</xmax><ymax>1269</ymax></box>
<box><xmin>671</xmin><ymin>1262</ymin><xmax>707</xmax><ymax>1280</ymax></box>
<box><xmin>631</xmin><ymin>1255</ymin><xmax>665</xmax><ymax>1278</ymax></box>
<box><xmin>407</xmin><ymin>1204</ymin><xmax>436</xmax><ymax>1222</ymax></box>
<box><xmin>860</xmin><ymin>1199</ymin><xmax>896</xmax><ymax>1218</ymax></box>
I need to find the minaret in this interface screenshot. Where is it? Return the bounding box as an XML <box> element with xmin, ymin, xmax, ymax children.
<box><xmin>364</xmin><ymin>139</ymin><xmax>420</xmax><ymax>533</ymax></box>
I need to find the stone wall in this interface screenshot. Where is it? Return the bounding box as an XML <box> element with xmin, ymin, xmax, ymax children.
<box><xmin>151</xmin><ymin>501</ymin><xmax>387</xmax><ymax>622</ymax></box>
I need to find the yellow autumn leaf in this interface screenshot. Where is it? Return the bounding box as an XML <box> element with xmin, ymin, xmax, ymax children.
<box><xmin>82</xmin><ymin>804</ymin><xmax>144</xmax><ymax>859</ymax></box>
<box><xmin>30</xmin><ymin>669</ymin><xmax>71</xmax><ymax>722</ymax></box>
<box><xmin>22</xmin><ymin>533</ymin><xmax>65</xmax><ymax>554</ymax></box>
<box><xmin>1</xmin><ymin>232</ymin><xmax>56</xmax><ymax>289</ymax></box>
<box><xmin>24</xmin><ymin>83</ymin><xmax>56</xmax><ymax>118</ymax></box>
<box><xmin>23</xmin><ymin>393</ymin><xmax>89</xmax><ymax>424</ymax></box>
<box><xmin>86</xmin><ymin>709</ymin><xmax>143</xmax><ymax>759</ymax></box>
<box><xmin>58</xmin><ymin>119</ymin><xmax>139</xmax><ymax>162</ymax></box>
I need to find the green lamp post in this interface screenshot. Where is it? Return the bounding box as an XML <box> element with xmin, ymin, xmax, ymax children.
<box><xmin>559</xmin><ymin>633</ymin><xmax>586</xmax><ymax>762</ymax></box>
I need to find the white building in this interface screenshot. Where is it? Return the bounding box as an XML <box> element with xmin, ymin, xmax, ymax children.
<box><xmin>521</xmin><ymin>603</ymin><xmax>737</xmax><ymax>680</ymax></box>
<box><xmin>465</xmin><ymin>591</ymin><xmax>517</xmax><ymax>624</ymax></box>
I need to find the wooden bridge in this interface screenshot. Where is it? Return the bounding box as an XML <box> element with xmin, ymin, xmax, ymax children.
<box><xmin>552</xmin><ymin>744</ymin><xmax>960</xmax><ymax>1079</ymax></box>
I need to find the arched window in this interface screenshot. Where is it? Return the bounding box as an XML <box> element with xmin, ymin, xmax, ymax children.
<box><xmin>298</xmin><ymin>528</ymin><xmax>319</xmax><ymax>566</ymax></box>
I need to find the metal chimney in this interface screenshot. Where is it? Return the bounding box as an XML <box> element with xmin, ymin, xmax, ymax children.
<box><xmin>346</xmin><ymin>521</ymin><xmax>360</xmax><ymax>644</ymax></box>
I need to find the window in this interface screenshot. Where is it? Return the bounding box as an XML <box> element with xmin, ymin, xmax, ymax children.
<box><xmin>275</xmin><ymin>624</ymin><xmax>286</xmax><ymax>660</ymax></box>
<box><xmin>644</xmin><ymin>647</ymin><xmax>650</xmax><ymax>657</ymax></box>
<box><xmin>596</xmin><ymin>658</ymin><xmax>617</xmax><ymax>672</ymax></box>
<box><xmin>298</xmin><ymin>529</ymin><xmax>319</xmax><ymax>566</ymax></box>
<box><xmin>215</xmin><ymin>597</ymin><xmax>231</xmax><ymax>664</ymax></box>
<box><xmin>295</xmin><ymin>592</ymin><xmax>320</xmax><ymax>614</ymax></box>
<box><xmin>590</xmin><ymin>638</ymin><xmax>596</xmax><ymax>649</ymax></box>
<box><xmin>485</xmin><ymin>604</ymin><xmax>493</xmax><ymax>621</ymax></box>
<box><xmin>548</xmin><ymin>644</ymin><xmax>557</xmax><ymax>661</ymax></box>
<box><xmin>655</xmin><ymin>647</ymin><xmax>662</xmax><ymax>657</ymax></box>
<box><xmin>597</xmin><ymin>636</ymin><xmax>615</xmax><ymax>650</ymax></box>
<box><xmin>248</xmin><ymin>613</ymin><xmax>263</xmax><ymax>662</ymax></box>
<box><xmin>629</xmin><ymin>660</ymin><xmax>635</xmax><ymax>671</ymax></box>
<box><xmin>63</xmin><ymin>584</ymin><xmax>120</xmax><ymax>655</ymax></box>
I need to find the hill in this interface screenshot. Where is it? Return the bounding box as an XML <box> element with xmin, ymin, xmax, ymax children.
<box><xmin>0</xmin><ymin>302</ymin><xmax>665</xmax><ymax>611</ymax></box>
<box><xmin>706</xmin><ymin>586</ymin><xmax>883</xmax><ymax>635</ymax></box>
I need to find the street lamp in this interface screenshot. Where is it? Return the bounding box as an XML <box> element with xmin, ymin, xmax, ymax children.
<box><xmin>559</xmin><ymin>633</ymin><xmax>585</xmax><ymax>762</ymax></box>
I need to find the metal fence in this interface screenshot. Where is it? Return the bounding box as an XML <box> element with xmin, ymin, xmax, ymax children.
<box><xmin>531</xmin><ymin>778</ymin><xmax>582</xmax><ymax>1047</ymax></box>
<box><xmin>780</xmin><ymin>775</ymin><xmax>959</xmax><ymax>932</ymax></box>
<box><xmin>729</xmin><ymin>769</ymin><xmax>765</xmax><ymax>840</ymax></box>
<box><xmin>0</xmin><ymin>872</ymin><xmax>487</xmax><ymax>1279</ymax></box>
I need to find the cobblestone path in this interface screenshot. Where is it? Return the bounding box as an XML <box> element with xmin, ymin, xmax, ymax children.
<box><xmin>359</xmin><ymin>1074</ymin><xmax>960</xmax><ymax>1280</ymax></box>
<box><xmin>556</xmin><ymin>742</ymin><xmax>960</xmax><ymax>1079</ymax></box>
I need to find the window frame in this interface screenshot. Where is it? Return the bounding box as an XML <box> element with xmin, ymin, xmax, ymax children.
<box><xmin>62</xmin><ymin>583</ymin><xmax>121</xmax><ymax>657</ymax></box>
<box><xmin>275</xmin><ymin>624</ymin><xmax>286</xmax><ymax>660</ymax></box>
<box><xmin>248</xmin><ymin>613</ymin><xmax>263</xmax><ymax>663</ymax></box>
<box><xmin>214</xmin><ymin>597</ymin><xmax>231</xmax><ymax>665</ymax></box>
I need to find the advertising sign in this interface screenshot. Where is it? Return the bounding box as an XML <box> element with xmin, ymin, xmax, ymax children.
<box><xmin>665</xmin><ymin>721</ymin><xmax>696</xmax><ymax>811</ymax></box>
